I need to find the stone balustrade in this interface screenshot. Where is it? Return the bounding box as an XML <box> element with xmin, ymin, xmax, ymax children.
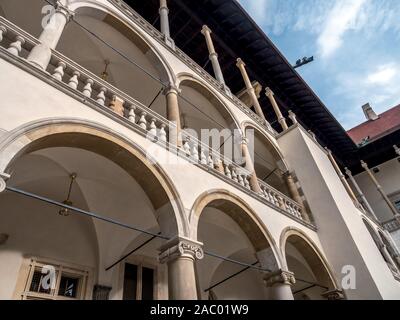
<box><xmin>107</xmin><ymin>0</ymin><xmax>276</xmax><ymax>136</ymax></box>
<box><xmin>0</xmin><ymin>16</ymin><xmax>313</xmax><ymax>228</ymax></box>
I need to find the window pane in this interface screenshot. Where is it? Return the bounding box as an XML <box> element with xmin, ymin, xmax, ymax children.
<box><xmin>395</xmin><ymin>200</ymin><xmax>400</xmax><ymax>211</ymax></box>
<box><xmin>123</xmin><ymin>264</ymin><xmax>137</xmax><ymax>300</ymax></box>
<box><xmin>58</xmin><ymin>275</ymin><xmax>80</xmax><ymax>298</ymax></box>
<box><xmin>141</xmin><ymin>267</ymin><xmax>154</xmax><ymax>300</ymax></box>
<box><xmin>29</xmin><ymin>270</ymin><xmax>51</xmax><ymax>294</ymax></box>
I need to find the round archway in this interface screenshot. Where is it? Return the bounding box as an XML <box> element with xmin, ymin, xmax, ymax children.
<box><xmin>244</xmin><ymin>124</ymin><xmax>290</xmax><ymax>196</ymax></box>
<box><xmin>0</xmin><ymin>121</ymin><xmax>186</xmax><ymax>300</ymax></box>
<box><xmin>191</xmin><ymin>190</ymin><xmax>281</xmax><ymax>300</ymax></box>
<box><xmin>281</xmin><ymin>229</ymin><xmax>338</xmax><ymax>300</ymax></box>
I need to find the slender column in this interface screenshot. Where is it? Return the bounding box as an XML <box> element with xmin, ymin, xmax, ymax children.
<box><xmin>159</xmin><ymin>236</ymin><xmax>204</xmax><ymax>300</ymax></box>
<box><xmin>28</xmin><ymin>4</ymin><xmax>73</xmax><ymax>69</ymax></box>
<box><xmin>326</xmin><ymin>148</ymin><xmax>359</xmax><ymax>205</ymax></box>
<box><xmin>201</xmin><ymin>25</ymin><xmax>226</xmax><ymax>88</ymax></box>
<box><xmin>361</xmin><ymin>161</ymin><xmax>399</xmax><ymax>219</ymax></box>
<box><xmin>283</xmin><ymin>171</ymin><xmax>311</xmax><ymax>223</ymax></box>
<box><xmin>159</xmin><ymin>0</ymin><xmax>175</xmax><ymax>48</ymax></box>
<box><xmin>265</xmin><ymin>88</ymin><xmax>288</xmax><ymax>131</ymax></box>
<box><xmin>288</xmin><ymin>110</ymin><xmax>298</xmax><ymax>125</ymax></box>
<box><xmin>164</xmin><ymin>85</ymin><xmax>182</xmax><ymax>147</ymax></box>
<box><xmin>345</xmin><ymin>167</ymin><xmax>378</xmax><ymax>220</ymax></box>
<box><xmin>395</xmin><ymin>145</ymin><xmax>400</xmax><ymax>156</ymax></box>
<box><xmin>241</xmin><ymin>137</ymin><xmax>262</xmax><ymax>193</ymax></box>
<box><xmin>236</xmin><ymin>58</ymin><xmax>266</xmax><ymax>121</ymax></box>
<box><xmin>159</xmin><ymin>0</ymin><xmax>171</xmax><ymax>38</ymax></box>
<box><xmin>264</xmin><ymin>269</ymin><xmax>295</xmax><ymax>300</ymax></box>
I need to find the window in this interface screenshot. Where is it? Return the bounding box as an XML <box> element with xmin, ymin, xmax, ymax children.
<box><xmin>389</xmin><ymin>192</ymin><xmax>400</xmax><ymax>213</ymax></box>
<box><xmin>18</xmin><ymin>258</ymin><xmax>90</xmax><ymax>300</ymax></box>
<box><xmin>123</xmin><ymin>263</ymin><xmax>155</xmax><ymax>300</ymax></box>
<box><xmin>395</xmin><ymin>200</ymin><xmax>400</xmax><ymax>212</ymax></box>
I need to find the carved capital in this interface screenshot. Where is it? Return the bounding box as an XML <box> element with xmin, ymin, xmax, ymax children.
<box><xmin>55</xmin><ymin>3</ymin><xmax>75</xmax><ymax>21</ymax></box>
<box><xmin>265</xmin><ymin>87</ymin><xmax>274</xmax><ymax>98</ymax></box>
<box><xmin>163</xmin><ymin>84</ymin><xmax>181</xmax><ymax>96</ymax></box>
<box><xmin>201</xmin><ymin>25</ymin><xmax>212</xmax><ymax>36</ymax></box>
<box><xmin>288</xmin><ymin>110</ymin><xmax>298</xmax><ymax>124</ymax></box>
<box><xmin>264</xmin><ymin>269</ymin><xmax>296</xmax><ymax>287</ymax></box>
<box><xmin>360</xmin><ymin>160</ymin><xmax>369</xmax><ymax>170</ymax></box>
<box><xmin>236</xmin><ymin>58</ymin><xmax>246</xmax><ymax>68</ymax></box>
<box><xmin>321</xmin><ymin>289</ymin><xmax>345</xmax><ymax>300</ymax></box>
<box><xmin>344</xmin><ymin>167</ymin><xmax>352</xmax><ymax>177</ymax></box>
<box><xmin>159</xmin><ymin>236</ymin><xmax>204</xmax><ymax>264</ymax></box>
<box><xmin>394</xmin><ymin>145</ymin><xmax>400</xmax><ymax>156</ymax></box>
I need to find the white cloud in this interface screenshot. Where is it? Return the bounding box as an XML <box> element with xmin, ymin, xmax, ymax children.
<box><xmin>366</xmin><ymin>64</ymin><xmax>397</xmax><ymax>85</ymax></box>
<box><xmin>317</xmin><ymin>0</ymin><xmax>367</xmax><ymax>58</ymax></box>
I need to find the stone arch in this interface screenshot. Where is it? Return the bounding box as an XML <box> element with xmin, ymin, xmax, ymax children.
<box><xmin>242</xmin><ymin>121</ymin><xmax>289</xmax><ymax>171</ymax></box>
<box><xmin>176</xmin><ymin>73</ymin><xmax>241</xmax><ymax>131</ymax></box>
<box><xmin>190</xmin><ymin>189</ymin><xmax>282</xmax><ymax>262</ymax></box>
<box><xmin>0</xmin><ymin>118</ymin><xmax>189</xmax><ymax>237</ymax></box>
<box><xmin>280</xmin><ymin>227</ymin><xmax>339</xmax><ymax>292</ymax></box>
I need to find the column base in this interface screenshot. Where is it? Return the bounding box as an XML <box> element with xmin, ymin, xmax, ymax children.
<box><xmin>27</xmin><ymin>43</ymin><xmax>52</xmax><ymax>70</ymax></box>
<box><xmin>163</xmin><ymin>35</ymin><xmax>175</xmax><ymax>51</ymax></box>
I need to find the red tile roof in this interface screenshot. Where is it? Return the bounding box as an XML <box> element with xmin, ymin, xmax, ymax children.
<box><xmin>347</xmin><ymin>104</ymin><xmax>400</xmax><ymax>145</ymax></box>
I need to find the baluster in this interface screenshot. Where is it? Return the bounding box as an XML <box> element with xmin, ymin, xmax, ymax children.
<box><xmin>191</xmin><ymin>142</ymin><xmax>199</xmax><ymax>162</ymax></box>
<box><xmin>68</xmin><ymin>71</ymin><xmax>80</xmax><ymax>90</ymax></box>
<box><xmin>96</xmin><ymin>87</ymin><xmax>107</xmax><ymax>106</ymax></box>
<box><xmin>183</xmin><ymin>138</ymin><xmax>191</xmax><ymax>156</ymax></box>
<box><xmin>82</xmin><ymin>78</ymin><xmax>94</xmax><ymax>98</ymax></box>
<box><xmin>139</xmin><ymin>111</ymin><xmax>147</xmax><ymax>130</ymax></box>
<box><xmin>0</xmin><ymin>26</ymin><xmax>6</xmax><ymax>43</ymax></box>
<box><xmin>238</xmin><ymin>174</ymin><xmax>245</xmax><ymax>187</ymax></box>
<box><xmin>208</xmin><ymin>151</ymin><xmax>214</xmax><ymax>168</ymax></box>
<box><xmin>128</xmin><ymin>105</ymin><xmax>136</xmax><ymax>123</ymax></box>
<box><xmin>52</xmin><ymin>61</ymin><xmax>66</xmax><ymax>81</ymax></box>
<box><xmin>224</xmin><ymin>163</ymin><xmax>232</xmax><ymax>179</ymax></box>
<box><xmin>8</xmin><ymin>35</ymin><xmax>25</xmax><ymax>56</ymax></box>
<box><xmin>159</xmin><ymin>124</ymin><xmax>167</xmax><ymax>142</ymax></box>
<box><xmin>270</xmin><ymin>191</ymin><xmax>277</xmax><ymax>205</ymax></box>
<box><xmin>244</xmin><ymin>176</ymin><xmax>250</xmax><ymax>189</ymax></box>
<box><xmin>200</xmin><ymin>147</ymin><xmax>207</xmax><ymax>165</ymax></box>
<box><xmin>149</xmin><ymin>118</ymin><xmax>157</xmax><ymax>136</ymax></box>
<box><xmin>232</xmin><ymin>167</ymin><xmax>238</xmax><ymax>183</ymax></box>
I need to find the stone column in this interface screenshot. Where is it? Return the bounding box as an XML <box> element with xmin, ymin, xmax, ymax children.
<box><xmin>345</xmin><ymin>167</ymin><xmax>378</xmax><ymax>220</ymax></box>
<box><xmin>201</xmin><ymin>25</ymin><xmax>227</xmax><ymax>89</ymax></box>
<box><xmin>283</xmin><ymin>171</ymin><xmax>311</xmax><ymax>223</ymax></box>
<box><xmin>326</xmin><ymin>148</ymin><xmax>359</xmax><ymax>205</ymax></box>
<box><xmin>159</xmin><ymin>236</ymin><xmax>204</xmax><ymax>300</ymax></box>
<box><xmin>236</xmin><ymin>58</ymin><xmax>266</xmax><ymax>121</ymax></box>
<box><xmin>241</xmin><ymin>137</ymin><xmax>262</xmax><ymax>193</ymax></box>
<box><xmin>361</xmin><ymin>160</ymin><xmax>399</xmax><ymax>219</ymax></box>
<box><xmin>159</xmin><ymin>0</ymin><xmax>175</xmax><ymax>48</ymax></box>
<box><xmin>164</xmin><ymin>85</ymin><xmax>182</xmax><ymax>147</ymax></box>
<box><xmin>27</xmin><ymin>4</ymin><xmax>73</xmax><ymax>70</ymax></box>
<box><xmin>395</xmin><ymin>145</ymin><xmax>400</xmax><ymax>156</ymax></box>
<box><xmin>265</xmin><ymin>88</ymin><xmax>288</xmax><ymax>131</ymax></box>
<box><xmin>264</xmin><ymin>269</ymin><xmax>295</xmax><ymax>300</ymax></box>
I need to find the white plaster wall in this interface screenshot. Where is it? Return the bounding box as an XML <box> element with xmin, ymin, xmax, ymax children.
<box><xmin>278</xmin><ymin>126</ymin><xmax>400</xmax><ymax>299</ymax></box>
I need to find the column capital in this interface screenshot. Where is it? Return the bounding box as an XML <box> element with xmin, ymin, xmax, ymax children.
<box><xmin>264</xmin><ymin>269</ymin><xmax>296</xmax><ymax>287</ymax></box>
<box><xmin>288</xmin><ymin>110</ymin><xmax>298</xmax><ymax>124</ymax></box>
<box><xmin>159</xmin><ymin>0</ymin><xmax>168</xmax><ymax>10</ymax></box>
<box><xmin>360</xmin><ymin>160</ymin><xmax>369</xmax><ymax>170</ymax></box>
<box><xmin>394</xmin><ymin>145</ymin><xmax>400</xmax><ymax>156</ymax></box>
<box><xmin>236</xmin><ymin>58</ymin><xmax>246</xmax><ymax>68</ymax></box>
<box><xmin>55</xmin><ymin>3</ymin><xmax>75</xmax><ymax>21</ymax></box>
<box><xmin>159</xmin><ymin>236</ymin><xmax>204</xmax><ymax>264</ymax></box>
<box><xmin>201</xmin><ymin>25</ymin><xmax>212</xmax><ymax>36</ymax></box>
<box><xmin>163</xmin><ymin>84</ymin><xmax>181</xmax><ymax>96</ymax></box>
<box><xmin>0</xmin><ymin>173</ymin><xmax>10</xmax><ymax>193</ymax></box>
<box><xmin>265</xmin><ymin>87</ymin><xmax>274</xmax><ymax>97</ymax></box>
<box><xmin>344</xmin><ymin>167</ymin><xmax>352</xmax><ymax>176</ymax></box>
<box><xmin>321</xmin><ymin>289</ymin><xmax>345</xmax><ymax>300</ymax></box>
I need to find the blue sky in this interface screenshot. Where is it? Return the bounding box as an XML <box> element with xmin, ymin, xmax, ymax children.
<box><xmin>238</xmin><ymin>0</ymin><xmax>400</xmax><ymax>129</ymax></box>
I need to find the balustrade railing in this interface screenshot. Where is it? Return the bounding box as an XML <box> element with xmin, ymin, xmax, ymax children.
<box><xmin>0</xmin><ymin>16</ymin><xmax>311</xmax><ymax>227</ymax></box>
